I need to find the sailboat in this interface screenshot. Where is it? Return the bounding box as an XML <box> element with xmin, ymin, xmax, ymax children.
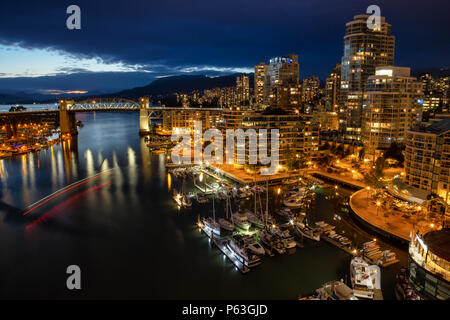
<box><xmin>218</xmin><ymin>196</ymin><xmax>235</xmax><ymax>231</ymax></box>
<box><xmin>173</xmin><ymin>177</ymin><xmax>192</xmax><ymax>208</ymax></box>
<box><xmin>245</xmin><ymin>171</ymin><xmax>266</xmax><ymax>228</ymax></box>
<box><xmin>202</xmin><ymin>196</ymin><xmax>221</xmax><ymax>236</ymax></box>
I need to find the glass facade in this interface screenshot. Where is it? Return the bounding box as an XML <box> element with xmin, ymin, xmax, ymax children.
<box><xmin>408</xmin><ymin>257</ymin><xmax>450</xmax><ymax>300</ymax></box>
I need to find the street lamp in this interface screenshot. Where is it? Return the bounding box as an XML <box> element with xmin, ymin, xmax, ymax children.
<box><xmin>376</xmin><ymin>201</ymin><xmax>381</xmax><ymax>216</ymax></box>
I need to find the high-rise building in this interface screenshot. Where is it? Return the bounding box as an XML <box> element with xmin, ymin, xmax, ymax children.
<box><xmin>266</xmin><ymin>54</ymin><xmax>299</xmax><ymax>89</ymax></box>
<box><xmin>268</xmin><ymin>84</ymin><xmax>302</xmax><ymax>110</ymax></box>
<box><xmin>340</xmin><ymin>14</ymin><xmax>395</xmax><ymax>140</ymax></box>
<box><xmin>254</xmin><ymin>63</ymin><xmax>268</xmax><ymax>106</ymax></box>
<box><xmin>325</xmin><ymin>64</ymin><xmax>341</xmax><ymax>112</ymax></box>
<box><xmin>236</xmin><ymin>74</ymin><xmax>250</xmax><ymax>105</ymax></box>
<box><xmin>302</xmin><ymin>75</ymin><xmax>321</xmax><ymax>103</ymax></box>
<box><xmin>362</xmin><ymin>66</ymin><xmax>423</xmax><ymax>157</ymax></box>
<box><xmin>404</xmin><ymin>118</ymin><xmax>450</xmax><ymax>208</ymax></box>
<box><xmin>263</xmin><ymin>54</ymin><xmax>300</xmax><ymax>110</ymax></box>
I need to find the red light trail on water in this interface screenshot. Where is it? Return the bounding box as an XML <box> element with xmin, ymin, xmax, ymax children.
<box><xmin>25</xmin><ymin>180</ymin><xmax>112</xmax><ymax>231</ymax></box>
<box><xmin>22</xmin><ymin>172</ymin><xmax>109</xmax><ymax>216</ymax></box>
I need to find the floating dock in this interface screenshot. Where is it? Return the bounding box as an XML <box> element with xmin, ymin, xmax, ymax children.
<box><xmin>193</xmin><ymin>179</ymin><xmax>215</xmax><ymax>195</ymax></box>
<box><xmin>199</xmin><ymin>223</ymin><xmax>250</xmax><ymax>274</ymax></box>
<box><xmin>321</xmin><ymin>234</ymin><xmax>355</xmax><ymax>256</ymax></box>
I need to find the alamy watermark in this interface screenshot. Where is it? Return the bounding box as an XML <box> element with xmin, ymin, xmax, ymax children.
<box><xmin>171</xmin><ymin>121</ymin><xmax>280</xmax><ymax>175</ymax></box>
<box><xmin>66</xmin><ymin>265</ymin><xmax>81</xmax><ymax>290</ymax></box>
<box><xmin>366</xmin><ymin>5</ymin><xmax>381</xmax><ymax>30</ymax></box>
<box><xmin>66</xmin><ymin>5</ymin><xmax>81</xmax><ymax>30</ymax></box>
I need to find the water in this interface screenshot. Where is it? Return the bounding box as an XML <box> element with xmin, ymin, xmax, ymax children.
<box><xmin>0</xmin><ymin>110</ymin><xmax>406</xmax><ymax>299</ymax></box>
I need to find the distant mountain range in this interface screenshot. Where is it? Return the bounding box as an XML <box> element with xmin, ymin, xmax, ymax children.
<box><xmin>1</xmin><ymin>67</ymin><xmax>449</xmax><ymax>105</ymax></box>
<box><xmin>106</xmin><ymin>74</ymin><xmax>254</xmax><ymax>99</ymax></box>
<box><xmin>0</xmin><ymin>73</ymin><xmax>254</xmax><ymax>104</ymax></box>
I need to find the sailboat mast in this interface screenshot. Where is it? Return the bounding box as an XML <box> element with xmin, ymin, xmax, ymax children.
<box><xmin>265</xmin><ymin>179</ymin><xmax>269</xmax><ymax>225</ymax></box>
<box><xmin>254</xmin><ymin>167</ymin><xmax>257</xmax><ymax>215</ymax></box>
<box><xmin>212</xmin><ymin>196</ymin><xmax>215</xmax><ymax>222</ymax></box>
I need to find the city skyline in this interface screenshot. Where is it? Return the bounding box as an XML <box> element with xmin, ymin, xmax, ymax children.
<box><xmin>0</xmin><ymin>0</ymin><xmax>449</xmax><ymax>304</ymax></box>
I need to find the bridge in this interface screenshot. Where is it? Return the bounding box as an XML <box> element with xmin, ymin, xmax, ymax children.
<box><xmin>0</xmin><ymin>97</ymin><xmax>224</xmax><ymax>137</ymax></box>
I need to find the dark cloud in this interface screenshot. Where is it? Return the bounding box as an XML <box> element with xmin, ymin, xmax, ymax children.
<box><xmin>0</xmin><ymin>0</ymin><xmax>449</xmax><ymax>92</ymax></box>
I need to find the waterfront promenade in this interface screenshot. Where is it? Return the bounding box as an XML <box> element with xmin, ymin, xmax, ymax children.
<box><xmin>349</xmin><ymin>189</ymin><xmax>436</xmax><ymax>243</ymax></box>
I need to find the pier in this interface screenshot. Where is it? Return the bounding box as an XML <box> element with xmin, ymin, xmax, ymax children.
<box><xmin>320</xmin><ymin>234</ymin><xmax>356</xmax><ymax>256</ymax></box>
<box><xmin>199</xmin><ymin>223</ymin><xmax>250</xmax><ymax>274</ymax></box>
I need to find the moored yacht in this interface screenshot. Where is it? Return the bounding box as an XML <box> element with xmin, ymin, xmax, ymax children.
<box><xmin>242</xmin><ymin>235</ymin><xmax>265</xmax><ymax>255</ymax></box>
<box><xmin>202</xmin><ymin>217</ymin><xmax>221</xmax><ymax>236</ymax></box>
<box><xmin>350</xmin><ymin>256</ymin><xmax>381</xmax><ymax>300</ymax></box>
<box><xmin>295</xmin><ymin>222</ymin><xmax>320</xmax><ymax>241</ymax></box>
<box><xmin>232</xmin><ymin>210</ymin><xmax>252</xmax><ymax>231</ymax></box>
<box><xmin>283</xmin><ymin>197</ymin><xmax>303</xmax><ymax>208</ymax></box>
<box><xmin>260</xmin><ymin>230</ymin><xmax>286</xmax><ymax>255</ymax></box>
<box><xmin>274</xmin><ymin>208</ymin><xmax>293</xmax><ymax>221</ymax></box>
<box><xmin>226</xmin><ymin>236</ymin><xmax>262</xmax><ymax>268</ymax></box>
<box><xmin>195</xmin><ymin>192</ymin><xmax>208</xmax><ymax>204</ymax></box>
<box><xmin>218</xmin><ymin>218</ymin><xmax>234</xmax><ymax>231</ymax></box>
<box><xmin>245</xmin><ymin>211</ymin><xmax>265</xmax><ymax>228</ymax></box>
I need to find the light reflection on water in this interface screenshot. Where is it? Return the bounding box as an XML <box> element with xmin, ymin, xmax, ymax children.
<box><xmin>0</xmin><ymin>111</ymin><xmax>402</xmax><ymax>299</ymax></box>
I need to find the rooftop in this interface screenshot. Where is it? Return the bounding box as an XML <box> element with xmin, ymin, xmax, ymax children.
<box><xmin>410</xmin><ymin>118</ymin><xmax>450</xmax><ymax>135</ymax></box>
<box><xmin>424</xmin><ymin>228</ymin><xmax>450</xmax><ymax>262</ymax></box>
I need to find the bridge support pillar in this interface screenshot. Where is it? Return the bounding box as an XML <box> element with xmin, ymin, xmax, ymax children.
<box><xmin>5</xmin><ymin>123</ymin><xmax>17</xmax><ymax>139</ymax></box>
<box><xmin>59</xmin><ymin>99</ymin><xmax>78</xmax><ymax>136</ymax></box>
<box><xmin>139</xmin><ymin>97</ymin><xmax>151</xmax><ymax>135</ymax></box>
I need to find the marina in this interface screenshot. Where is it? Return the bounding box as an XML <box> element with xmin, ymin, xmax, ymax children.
<box><xmin>168</xmin><ymin>164</ymin><xmax>401</xmax><ymax>280</ymax></box>
<box><xmin>0</xmin><ymin>111</ymin><xmax>409</xmax><ymax>300</ymax></box>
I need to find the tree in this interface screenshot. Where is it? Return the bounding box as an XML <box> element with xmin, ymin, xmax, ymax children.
<box><xmin>383</xmin><ymin>142</ymin><xmax>404</xmax><ymax>165</ymax></box>
<box><xmin>358</xmin><ymin>148</ymin><xmax>365</xmax><ymax>161</ymax></box>
<box><xmin>363</xmin><ymin>157</ymin><xmax>388</xmax><ymax>189</ymax></box>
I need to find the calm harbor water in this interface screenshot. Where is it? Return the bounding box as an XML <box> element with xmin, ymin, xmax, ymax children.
<box><xmin>0</xmin><ymin>110</ymin><xmax>406</xmax><ymax>299</ymax></box>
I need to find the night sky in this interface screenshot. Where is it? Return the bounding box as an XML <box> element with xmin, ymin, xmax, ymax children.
<box><xmin>0</xmin><ymin>0</ymin><xmax>449</xmax><ymax>95</ymax></box>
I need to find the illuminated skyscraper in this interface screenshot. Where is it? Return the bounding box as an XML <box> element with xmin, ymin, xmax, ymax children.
<box><xmin>264</xmin><ymin>54</ymin><xmax>300</xmax><ymax>109</ymax></box>
<box><xmin>254</xmin><ymin>63</ymin><xmax>268</xmax><ymax>105</ymax></box>
<box><xmin>325</xmin><ymin>63</ymin><xmax>341</xmax><ymax>112</ymax></box>
<box><xmin>340</xmin><ymin>14</ymin><xmax>395</xmax><ymax>140</ymax></box>
<box><xmin>236</xmin><ymin>74</ymin><xmax>250</xmax><ymax>105</ymax></box>
<box><xmin>302</xmin><ymin>75</ymin><xmax>320</xmax><ymax>103</ymax></box>
<box><xmin>361</xmin><ymin>66</ymin><xmax>423</xmax><ymax>157</ymax></box>
<box><xmin>266</xmin><ymin>54</ymin><xmax>299</xmax><ymax>89</ymax></box>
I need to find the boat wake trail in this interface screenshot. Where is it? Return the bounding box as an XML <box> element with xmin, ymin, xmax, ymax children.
<box><xmin>22</xmin><ymin>168</ymin><xmax>115</xmax><ymax>216</ymax></box>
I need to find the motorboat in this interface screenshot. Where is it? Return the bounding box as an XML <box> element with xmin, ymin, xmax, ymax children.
<box><xmin>285</xmin><ymin>187</ymin><xmax>306</xmax><ymax>199</ymax></box>
<box><xmin>195</xmin><ymin>192</ymin><xmax>208</xmax><ymax>204</ymax></box>
<box><xmin>283</xmin><ymin>197</ymin><xmax>303</xmax><ymax>208</ymax></box>
<box><xmin>181</xmin><ymin>194</ymin><xmax>192</xmax><ymax>207</ymax></box>
<box><xmin>232</xmin><ymin>210</ymin><xmax>252</xmax><ymax>231</ymax></box>
<box><xmin>237</xmin><ymin>187</ymin><xmax>252</xmax><ymax>198</ymax></box>
<box><xmin>268</xmin><ymin>225</ymin><xmax>296</xmax><ymax>251</ymax></box>
<box><xmin>350</xmin><ymin>256</ymin><xmax>381</xmax><ymax>300</ymax></box>
<box><xmin>250</xmin><ymin>185</ymin><xmax>265</xmax><ymax>194</ymax></box>
<box><xmin>242</xmin><ymin>235</ymin><xmax>265</xmax><ymax>256</ymax></box>
<box><xmin>226</xmin><ymin>236</ymin><xmax>262</xmax><ymax>268</ymax></box>
<box><xmin>245</xmin><ymin>211</ymin><xmax>265</xmax><ymax>228</ymax></box>
<box><xmin>274</xmin><ymin>208</ymin><xmax>293</xmax><ymax>221</ymax></box>
<box><xmin>295</xmin><ymin>222</ymin><xmax>320</xmax><ymax>241</ymax></box>
<box><xmin>216</xmin><ymin>189</ymin><xmax>228</xmax><ymax>201</ymax></box>
<box><xmin>308</xmin><ymin>280</ymin><xmax>358</xmax><ymax>300</ymax></box>
<box><xmin>202</xmin><ymin>217</ymin><xmax>221</xmax><ymax>236</ymax></box>
<box><xmin>260</xmin><ymin>230</ymin><xmax>286</xmax><ymax>255</ymax></box>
